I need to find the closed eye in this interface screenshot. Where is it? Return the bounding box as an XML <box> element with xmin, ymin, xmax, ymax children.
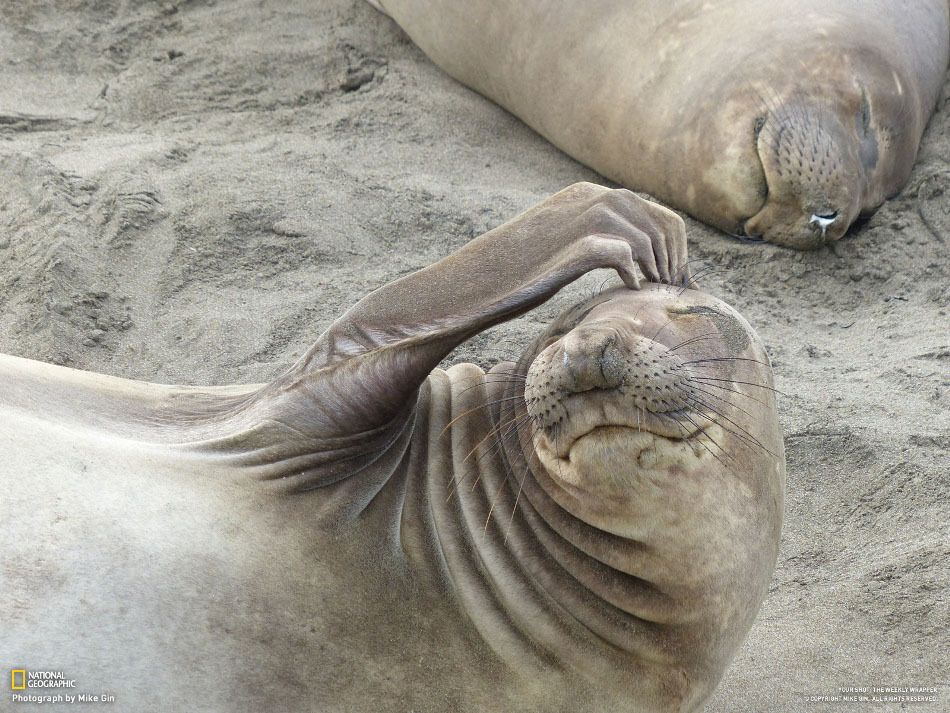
<box><xmin>666</xmin><ymin>305</ymin><xmax>751</xmax><ymax>353</ymax></box>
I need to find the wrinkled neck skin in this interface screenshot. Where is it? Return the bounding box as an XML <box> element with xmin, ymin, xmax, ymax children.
<box><xmin>390</xmin><ymin>365</ymin><xmax>686</xmax><ymax>709</ymax></box>
<box><xmin>396</xmin><ymin>358</ymin><xmax>779</xmax><ymax>711</ymax></box>
<box><xmin>155</xmin><ymin>365</ymin><xmax>716</xmax><ymax>709</ymax></box>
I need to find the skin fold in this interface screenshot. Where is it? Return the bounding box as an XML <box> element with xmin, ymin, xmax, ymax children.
<box><xmin>2</xmin><ymin>184</ymin><xmax>784</xmax><ymax>712</ymax></box>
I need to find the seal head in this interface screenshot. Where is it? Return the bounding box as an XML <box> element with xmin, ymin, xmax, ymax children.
<box><xmin>497</xmin><ymin>283</ymin><xmax>785</xmax><ymax>710</ymax></box>
<box><xmin>741</xmin><ymin>41</ymin><xmax>939</xmax><ymax>248</ymax></box>
<box><xmin>521</xmin><ymin>284</ymin><xmax>781</xmax><ymax>532</ymax></box>
<box><xmin>744</xmin><ymin>96</ymin><xmax>865</xmax><ymax>248</ymax></box>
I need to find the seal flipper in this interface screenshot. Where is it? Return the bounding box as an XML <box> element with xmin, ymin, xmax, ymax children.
<box><xmin>2</xmin><ymin>187</ymin><xmax>678</xmax><ymax>493</ymax></box>
<box><xmin>277</xmin><ymin>185</ymin><xmax>683</xmax><ymax>426</ymax></box>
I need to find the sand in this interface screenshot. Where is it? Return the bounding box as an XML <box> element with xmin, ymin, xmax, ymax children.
<box><xmin>1</xmin><ymin>1</ymin><xmax>947</xmax><ymax>710</ymax></box>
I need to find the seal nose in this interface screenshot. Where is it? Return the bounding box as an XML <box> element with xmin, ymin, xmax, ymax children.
<box><xmin>561</xmin><ymin>325</ymin><xmax>626</xmax><ymax>393</ymax></box>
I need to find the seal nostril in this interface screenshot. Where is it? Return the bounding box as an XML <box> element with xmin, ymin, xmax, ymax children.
<box><xmin>809</xmin><ymin>211</ymin><xmax>839</xmax><ymax>237</ymax></box>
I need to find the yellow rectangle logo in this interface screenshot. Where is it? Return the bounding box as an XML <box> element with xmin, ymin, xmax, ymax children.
<box><xmin>11</xmin><ymin>669</ymin><xmax>26</xmax><ymax>690</ymax></box>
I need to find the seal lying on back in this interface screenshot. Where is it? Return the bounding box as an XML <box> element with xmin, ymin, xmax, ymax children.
<box><xmin>366</xmin><ymin>0</ymin><xmax>949</xmax><ymax>248</ymax></box>
<box><xmin>2</xmin><ymin>184</ymin><xmax>784</xmax><ymax>713</ymax></box>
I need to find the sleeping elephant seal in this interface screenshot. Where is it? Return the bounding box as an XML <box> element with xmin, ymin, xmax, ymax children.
<box><xmin>365</xmin><ymin>0</ymin><xmax>949</xmax><ymax>248</ymax></box>
<box><xmin>2</xmin><ymin>184</ymin><xmax>784</xmax><ymax>713</ymax></box>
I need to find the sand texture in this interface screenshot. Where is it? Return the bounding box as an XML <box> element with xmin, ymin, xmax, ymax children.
<box><xmin>1</xmin><ymin>1</ymin><xmax>947</xmax><ymax>711</ymax></box>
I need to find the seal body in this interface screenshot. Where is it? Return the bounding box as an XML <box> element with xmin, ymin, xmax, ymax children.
<box><xmin>2</xmin><ymin>186</ymin><xmax>784</xmax><ymax>712</ymax></box>
<box><xmin>0</xmin><ymin>357</ymin><xmax>526</xmax><ymax>713</ymax></box>
<box><xmin>369</xmin><ymin>0</ymin><xmax>950</xmax><ymax>247</ymax></box>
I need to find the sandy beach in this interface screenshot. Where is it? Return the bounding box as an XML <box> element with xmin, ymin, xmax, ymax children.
<box><xmin>1</xmin><ymin>1</ymin><xmax>947</xmax><ymax>710</ymax></box>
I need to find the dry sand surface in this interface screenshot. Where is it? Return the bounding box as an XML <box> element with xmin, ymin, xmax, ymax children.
<box><xmin>1</xmin><ymin>1</ymin><xmax>947</xmax><ymax>711</ymax></box>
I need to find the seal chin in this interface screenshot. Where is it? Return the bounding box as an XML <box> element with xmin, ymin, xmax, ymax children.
<box><xmin>532</xmin><ymin>421</ymin><xmax>712</xmax><ymax>492</ymax></box>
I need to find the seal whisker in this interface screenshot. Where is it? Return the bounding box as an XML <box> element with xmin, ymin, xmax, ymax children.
<box><xmin>650</xmin><ymin>316</ymin><xmax>682</xmax><ymax>342</ymax></box>
<box><xmin>456</xmin><ymin>377</ymin><xmax>525</xmax><ymax>396</ymax></box>
<box><xmin>680</xmin><ymin>267</ymin><xmax>731</xmax><ymax>292</ymax></box>
<box><xmin>552</xmin><ymin>421</ymin><xmax>567</xmax><ymax>481</ymax></box>
<box><xmin>686</xmin><ymin>396</ymin><xmax>774</xmax><ymax>456</ymax></box>
<box><xmin>677</xmin><ymin>270</ymin><xmax>708</xmax><ymax>294</ymax></box>
<box><xmin>471</xmin><ymin>378</ymin><xmax>527</xmax><ymax>387</ymax></box>
<box><xmin>686</xmin><ymin>383</ymin><xmax>755</xmax><ymax>419</ymax></box>
<box><xmin>678</xmin><ymin>264</ymin><xmax>730</xmax><ymax>292</ymax></box>
<box><xmin>502</xmin><ymin>459</ymin><xmax>531</xmax><ymax>546</ymax></box>
<box><xmin>685</xmin><ymin>376</ymin><xmax>767</xmax><ymax>405</ymax></box>
<box><xmin>465</xmin><ymin>412</ymin><xmax>535</xmax><ymax>472</ymax></box>
<box><xmin>461</xmin><ymin>411</ymin><xmax>529</xmax><ymax>466</ymax></box>
<box><xmin>459</xmin><ymin>369</ymin><xmax>527</xmax><ymax>379</ymax></box>
<box><xmin>680</xmin><ymin>410</ymin><xmax>737</xmax><ymax>465</ymax></box>
<box><xmin>440</xmin><ymin>395</ymin><xmax>528</xmax><ymax>436</ymax></box>
<box><xmin>755</xmin><ymin>77</ymin><xmax>810</xmax><ymax>135</ymax></box>
<box><xmin>688</xmin><ymin>375</ymin><xmax>787</xmax><ymax>397</ymax></box>
<box><xmin>683</xmin><ymin>357</ymin><xmax>771</xmax><ymax>367</ymax></box>
<box><xmin>445</xmin><ymin>410</ymin><xmax>531</xmax><ymax>502</ymax></box>
<box><xmin>483</xmin><ymin>468</ymin><xmax>512</xmax><ymax>532</ymax></box>
<box><xmin>672</xmin><ymin>257</ymin><xmax>701</xmax><ymax>287</ymax></box>
<box><xmin>684</xmin><ymin>264</ymin><xmax>729</xmax><ymax>280</ymax></box>
<box><xmin>463</xmin><ymin>412</ymin><xmax>536</xmax><ymax>496</ymax></box>
<box><xmin>669</xmin><ymin>411</ymin><xmax>733</xmax><ymax>467</ymax></box>
<box><xmin>455</xmin><ymin>368</ymin><xmax>524</xmax><ymax>382</ymax></box>
<box><xmin>483</xmin><ymin>418</ymin><xmax>537</xmax><ymax>534</ymax></box>
<box><xmin>445</xmin><ymin>422</ymin><xmax>510</xmax><ymax>502</ymax></box>
<box><xmin>668</xmin><ymin>332</ymin><xmax>721</xmax><ymax>352</ymax></box>
<box><xmin>596</xmin><ymin>276</ymin><xmax>619</xmax><ymax>296</ymax></box>
<box><xmin>747</xmin><ymin>85</ymin><xmax>786</xmax><ymax>146</ymax></box>
<box><xmin>751</xmin><ymin>96</ymin><xmax>810</xmax><ymax>162</ymax></box>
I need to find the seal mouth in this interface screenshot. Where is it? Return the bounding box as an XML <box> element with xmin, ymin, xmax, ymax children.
<box><xmin>553</xmin><ymin>406</ymin><xmax>705</xmax><ymax>460</ymax></box>
<box><xmin>570</xmin><ymin>420</ymin><xmax>704</xmax><ymax>452</ymax></box>
<box><xmin>531</xmin><ymin>416</ymin><xmax>715</xmax><ymax>489</ymax></box>
<box><xmin>734</xmin><ymin>224</ymin><xmax>765</xmax><ymax>243</ymax></box>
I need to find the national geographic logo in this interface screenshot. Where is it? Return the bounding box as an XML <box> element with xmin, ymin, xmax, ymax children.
<box><xmin>8</xmin><ymin>669</ymin><xmax>115</xmax><ymax>705</ymax></box>
<box><xmin>11</xmin><ymin>669</ymin><xmax>76</xmax><ymax>689</ymax></box>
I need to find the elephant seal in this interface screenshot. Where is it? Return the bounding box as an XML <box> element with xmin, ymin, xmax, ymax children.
<box><xmin>2</xmin><ymin>184</ymin><xmax>784</xmax><ymax>713</ymax></box>
<box><xmin>366</xmin><ymin>0</ymin><xmax>949</xmax><ymax>248</ymax></box>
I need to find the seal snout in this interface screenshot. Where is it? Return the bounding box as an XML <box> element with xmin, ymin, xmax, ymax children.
<box><xmin>560</xmin><ymin>325</ymin><xmax>627</xmax><ymax>393</ymax></box>
<box><xmin>525</xmin><ymin>319</ymin><xmax>696</xmax><ymax>457</ymax></box>
<box><xmin>745</xmin><ymin>98</ymin><xmax>864</xmax><ymax>249</ymax></box>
